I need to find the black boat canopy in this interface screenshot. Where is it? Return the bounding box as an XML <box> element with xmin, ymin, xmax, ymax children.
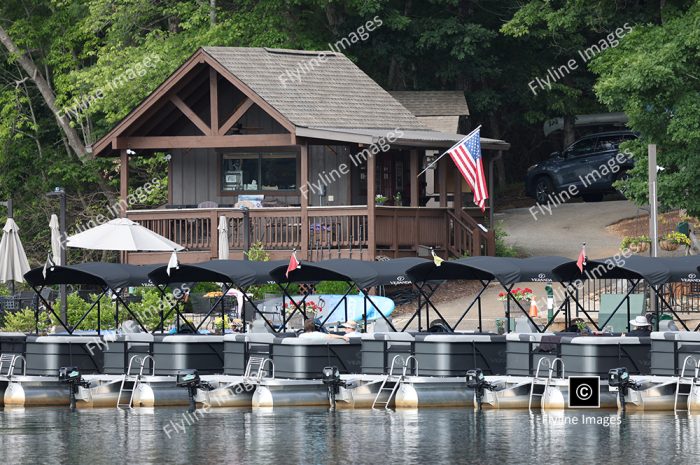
<box><xmin>270</xmin><ymin>259</ymin><xmax>379</xmax><ymax>288</ymax></box>
<box><xmin>147</xmin><ymin>260</ymin><xmax>286</xmax><ymax>287</ymax></box>
<box><xmin>552</xmin><ymin>255</ymin><xmax>680</xmax><ymax>286</ymax></box>
<box><xmin>269</xmin><ymin>257</ymin><xmax>429</xmax><ymax>288</ymax></box>
<box><xmin>24</xmin><ymin>263</ymin><xmax>161</xmax><ymax>290</ymax></box>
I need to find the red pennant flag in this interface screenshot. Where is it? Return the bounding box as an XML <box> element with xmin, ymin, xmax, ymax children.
<box><xmin>286</xmin><ymin>250</ymin><xmax>301</xmax><ymax>278</ymax></box>
<box><xmin>576</xmin><ymin>244</ymin><xmax>586</xmax><ymax>273</ymax></box>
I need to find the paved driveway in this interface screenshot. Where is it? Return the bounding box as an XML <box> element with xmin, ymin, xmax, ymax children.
<box><xmin>494</xmin><ymin>200</ymin><xmax>645</xmax><ymax>258</ymax></box>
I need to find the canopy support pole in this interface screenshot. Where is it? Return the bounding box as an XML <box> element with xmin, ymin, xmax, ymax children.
<box><xmin>31</xmin><ymin>284</ymin><xmax>72</xmax><ymax>334</ymax></box>
<box><xmin>597</xmin><ymin>279</ymin><xmax>640</xmax><ymax>331</ymax></box>
<box><xmin>319</xmin><ymin>282</ymin><xmax>355</xmax><ymax>328</ymax></box>
<box><xmin>399</xmin><ymin>282</ymin><xmax>439</xmax><ymax>332</ymax></box>
<box><xmin>360</xmin><ymin>288</ymin><xmax>397</xmax><ymax>332</ymax></box>
<box><xmin>541</xmin><ymin>297</ymin><xmax>570</xmax><ymax>332</ymax></box>
<box><xmin>112</xmin><ymin>292</ymin><xmax>149</xmax><ymax>333</ymax></box>
<box><xmin>240</xmin><ymin>288</ymin><xmax>277</xmax><ymax>333</ymax></box>
<box><xmin>650</xmin><ymin>285</ymin><xmax>690</xmax><ymax>331</ymax></box>
<box><xmin>277</xmin><ymin>283</ymin><xmax>311</xmax><ymax>330</ymax></box>
<box><xmin>194</xmin><ymin>283</ymin><xmax>231</xmax><ymax>332</ymax></box>
<box><xmin>153</xmin><ymin>285</ymin><xmax>197</xmax><ymax>334</ymax></box>
<box><xmin>504</xmin><ymin>284</ymin><xmax>543</xmax><ymax>333</ymax></box>
<box><xmin>414</xmin><ymin>283</ymin><xmax>453</xmax><ymax>332</ymax></box>
<box><xmin>562</xmin><ymin>282</ymin><xmax>599</xmax><ymax>331</ymax></box>
<box><xmin>453</xmin><ymin>280</ymin><xmax>491</xmax><ymax>331</ymax></box>
<box><xmin>71</xmin><ymin>289</ymin><xmax>108</xmax><ymax>334</ymax></box>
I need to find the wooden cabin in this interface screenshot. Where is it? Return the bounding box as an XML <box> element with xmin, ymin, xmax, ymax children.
<box><xmin>91</xmin><ymin>47</ymin><xmax>509</xmax><ymax>264</ymax></box>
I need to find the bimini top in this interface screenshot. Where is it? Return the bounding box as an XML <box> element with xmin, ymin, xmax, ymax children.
<box><xmin>406</xmin><ymin>256</ymin><xmax>527</xmax><ymax>287</ymax></box>
<box><xmin>24</xmin><ymin>263</ymin><xmax>161</xmax><ymax>290</ymax></box>
<box><xmin>148</xmin><ymin>260</ymin><xmax>286</xmax><ymax>287</ymax></box>
<box><xmin>552</xmin><ymin>255</ymin><xmax>700</xmax><ymax>286</ymax></box>
<box><xmin>269</xmin><ymin>257</ymin><xmax>429</xmax><ymax>289</ymax></box>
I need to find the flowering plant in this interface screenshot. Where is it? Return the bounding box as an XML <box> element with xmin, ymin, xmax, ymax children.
<box><xmin>661</xmin><ymin>231</ymin><xmax>692</xmax><ymax>247</ymax></box>
<box><xmin>497</xmin><ymin>287</ymin><xmax>534</xmax><ymax>302</ymax></box>
<box><xmin>284</xmin><ymin>300</ymin><xmax>322</xmax><ymax>317</ymax></box>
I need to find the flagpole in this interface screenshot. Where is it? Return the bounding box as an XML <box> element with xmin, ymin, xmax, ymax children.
<box><xmin>417</xmin><ymin>125</ymin><xmax>482</xmax><ymax>177</ymax></box>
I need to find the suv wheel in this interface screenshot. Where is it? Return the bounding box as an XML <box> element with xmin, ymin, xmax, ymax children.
<box><xmin>534</xmin><ymin>177</ymin><xmax>554</xmax><ymax>204</ymax></box>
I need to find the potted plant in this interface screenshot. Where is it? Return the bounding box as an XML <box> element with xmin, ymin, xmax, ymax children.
<box><xmin>620</xmin><ymin>235</ymin><xmax>651</xmax><ymax>253</ymax></box>
<box><xmin>375</xmin><ymin>194</ymin><xmax>388</xmax><ymax>206</ymax></box>
<box><xmin>659</xmin><ymin>231</ymin><xmax>692</xmax><ymax>251</ymax></box>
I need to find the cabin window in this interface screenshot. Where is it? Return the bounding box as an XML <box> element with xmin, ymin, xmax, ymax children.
<box><xmin>221</xmin><ymin>153</ymin><xmax>297</xmax><ymax>192</ymax></box>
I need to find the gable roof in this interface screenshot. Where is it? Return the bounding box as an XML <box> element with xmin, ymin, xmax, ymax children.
<box><xmin>91</xmin><ymin>47</ymin><xmax>509</xmax><ymax>155</ymax></box>
<box><xmin>203</xmin><ymin>47</ymin><xmax>425</xmax><ymax>130</ymax></box>
<box><xmin>390</xmin><ymin>91</ymin><xmax>469</xmax><ymax>117</ymax></box>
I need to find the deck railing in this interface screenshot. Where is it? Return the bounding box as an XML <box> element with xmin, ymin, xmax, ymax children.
<box><xmin>126</xmin><ymin>205</ymin><xmax>493</xmax><ymax>262</ymax></box>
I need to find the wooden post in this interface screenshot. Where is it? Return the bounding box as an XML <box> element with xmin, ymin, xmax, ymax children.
<box><xmin>453</xmin><ymin>168</ymin><xmax>463</xmax><ymax>211</ymax></box>
<box><xmin>410</xmin><ymin>149</ymin><xmax>419</xmax><ymax>207</ymax></box>
<box><xmin>300</xmin><ymin>142</ymin><xmax>309</xmax><ymax>259</ymax></box>
<box><xmin>120</xmin><ymin>149</ymin><xmax>129</xmax><ymax>217</ymax></box>
<box><xmin>438</xmin><ymin>157</ymin><xmax>447</xmax><ymax>208</ymax></box>
<box><xmin>210</xmin><ymin>68</ymin><xmax>219</xmax><ymax>135</ymax></box>
<box><xmin>367</xmin><ymin>149</ymin><xmax>376</xmax><ymax>260</ymax></box>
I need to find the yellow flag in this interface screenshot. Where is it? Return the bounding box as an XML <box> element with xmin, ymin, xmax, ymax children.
<box><xmin>432</xmin><ymin>249</ymin><xmax>444</xmax><ymax>267</ymax></box>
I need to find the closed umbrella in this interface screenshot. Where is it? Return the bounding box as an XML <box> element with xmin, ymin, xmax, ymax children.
<box><xmin>50</xmin><ymin>214</ymin><xmax>61</xmax><ymax>265</ymax></box>
<box><xmin>0</xmin><ymin>218</ymin><xmax>31</xmax><ymax>293</ymax></box>
<box><xmin>66</xmin><ymin>218</ymin><xmax>184</xmax><ymax>252</ymax></box>
<box><xmin>218</xmin><ymin>216</ymin><xmax>229</xmax><ymax>260</ymax></box>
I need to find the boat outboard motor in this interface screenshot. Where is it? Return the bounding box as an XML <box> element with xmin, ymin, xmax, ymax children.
<box><xmin>176</xmin><ymin>369</ymin><xmax>213</xmax><ymax>413</ymax></box>
<box><xmin>608</xmin><ymin>367</ymin><xmax>641</xmax><ymax>411</ymax></box>
<box><xmin>322</xmin><ymin>366</ymin><xmax>346</xmax><ymax>410</ymax></box>
<box><xmin>59</xmin><ymin>367</ymin><xmax>90</xmax><ymax>410</ymax></box>
<box><xmin>466</xmin><ymin>368</ymin><xmax>494</xmax><ymax>410</ymax></box>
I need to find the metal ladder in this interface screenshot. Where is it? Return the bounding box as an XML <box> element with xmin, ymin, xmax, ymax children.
<box><xmin>244</xmin><ymin>356</ymin><xmax>275</xmax><ymax>380</ymax></box>
<box><xmin>117</xmin><ymin>355</ymin><xmax>155</xmax><ymax>409</ymax></box>
<box><xmin>0</xmin><ymin>354</ymin><xmax>26</xmax><ymax>378</ymax></box>
<box><xmin>529</xmin><ymin>357</ymin><xmax>565</xmax><ymax>411</ymax></box>
<box><xmin>372</xmin><ymin>355</ymin><xmax>418</xmax><ymax>410</ymax></box>
<box><xmin>675</xmin><ymin>356</ymin><xmax>700</xmax><ymax>412</ymax></box>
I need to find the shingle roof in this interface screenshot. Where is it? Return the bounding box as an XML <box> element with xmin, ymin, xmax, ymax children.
<box><xmin>203</xmin><ymin>47</ymin><xmax>426</xmax><ymax>130</ymax></box>
<box><xmin>390</xmin><ymin>91</ymin><xmax>469</xmax><ymax>117</ymax></box>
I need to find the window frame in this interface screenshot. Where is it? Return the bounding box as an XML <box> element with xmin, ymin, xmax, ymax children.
<box><xmin>218</xmin><ymin>149</ymin><xmax>300</xmax><ymax>197</ymax></box>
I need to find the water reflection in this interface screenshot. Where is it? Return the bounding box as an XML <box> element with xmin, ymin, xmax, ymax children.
<box><xmin>1</xmin><ymin>407</ymin><xmax>700</xmax><ymax>464</ymax></box>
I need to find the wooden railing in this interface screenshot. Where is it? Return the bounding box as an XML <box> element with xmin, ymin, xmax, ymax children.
<box><xmin>127</xmin><ymin>206</ymin><xmax>369</xmax><ymax>259</ymax></box>
<box><xmin>127</xmin><ymin>205</ymin><xmax>493</xmax><ymax>263</ymax></box>
<box><xmin>375</xmin><ymin>206</ymin><xmax>494</xmax><ymax>258</ymax></box>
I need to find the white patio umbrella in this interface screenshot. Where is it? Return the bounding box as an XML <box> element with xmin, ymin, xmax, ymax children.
<box><xmin>0</xmin><ymin>218</ymin><xmax>31</xmax><ymax>292</ymax></box>
<box><xmin>49</xmin><ymin>214</ymin><xmax>61</xmax><ymax>265</ymax></box>
<box><xmin>217</xmin><ymin>216</ymin><xmax>229</xmax><ymax>260</ymax></box>
<box><xmin>66</xmin><ymin>218</ymin><xmax>184</xmax><ymax>252</ymax></box>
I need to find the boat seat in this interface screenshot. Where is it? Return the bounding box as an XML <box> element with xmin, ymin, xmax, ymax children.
<box><xmin>651</xmin><ymin>331</ymin><xmax>700</xmax><ymax>341</ymax></box>
<box><xmin>505</xmin><ymin>332</ymin><xmax>556</xmax><ymax>342</ymax></box>
<box><xmin>564</xmin><ymin>336</ymin><xmax>650</xmax><ymax>345</ymax></box>
<box><xmin>275</xmin><ymin>337</ymin><xmax>351</xmax><ymax>346</ymax></box>
<box><xmin>414</xmin><ymin>334</ymin><xmax>499</xmax><ymax>343</ymax></box>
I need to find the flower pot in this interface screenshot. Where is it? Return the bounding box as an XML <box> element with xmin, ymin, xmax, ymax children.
<box><xmin>659</xmin><ymin>239</ymin><xmax>680</xmax><ymax>252</ymax></box>
<box><xmin>627</xmin><ymin>242</ymin><xmax>649</xmax><ymax>253</ymax></box>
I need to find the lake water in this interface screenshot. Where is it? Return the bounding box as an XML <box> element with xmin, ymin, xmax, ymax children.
<box><xmin>0</xmin><ymin>407</ymin><xmax>697</xmax><ymax>464</ymax></box>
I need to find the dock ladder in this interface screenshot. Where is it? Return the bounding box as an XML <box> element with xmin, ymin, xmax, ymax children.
<box><xmin>372</xmin><ymin>355</ymin><xmax>418</xmax><ymax>410</ymax></box>
<box><xmin>674</xmin><ymin>356</ymin><xmax>700</xmax><ymax>412</ymax></box>
<box><xmin>244</xmin><ymin>356</ymin><xmax>275</xmax><ymax>380</ymax></box>
<box><xmin>0</xmin><ymin>354</ymin><xmax>25</xmax><ymax>378</ymax></box>
<box><xmin>117</xmin><ymin>355</ymin><xmax>155</xmax><ymax>409</ymax></box>
<box><xmin>529</xmin><ymin>358</ymin><xmax>565</xmax><ymax>411</ymax></box>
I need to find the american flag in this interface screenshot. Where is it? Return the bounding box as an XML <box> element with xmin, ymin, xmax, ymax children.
<box><xmin>447</xmin><ymin>127</ymin><xmax>488</xmax><ymax>211</ymax></box>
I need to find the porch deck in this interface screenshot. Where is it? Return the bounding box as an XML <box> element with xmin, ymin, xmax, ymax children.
<box><xmin>126</xmin><ymin>205</ymin><xmax>494</xmax><ymax>264</ymax></box>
